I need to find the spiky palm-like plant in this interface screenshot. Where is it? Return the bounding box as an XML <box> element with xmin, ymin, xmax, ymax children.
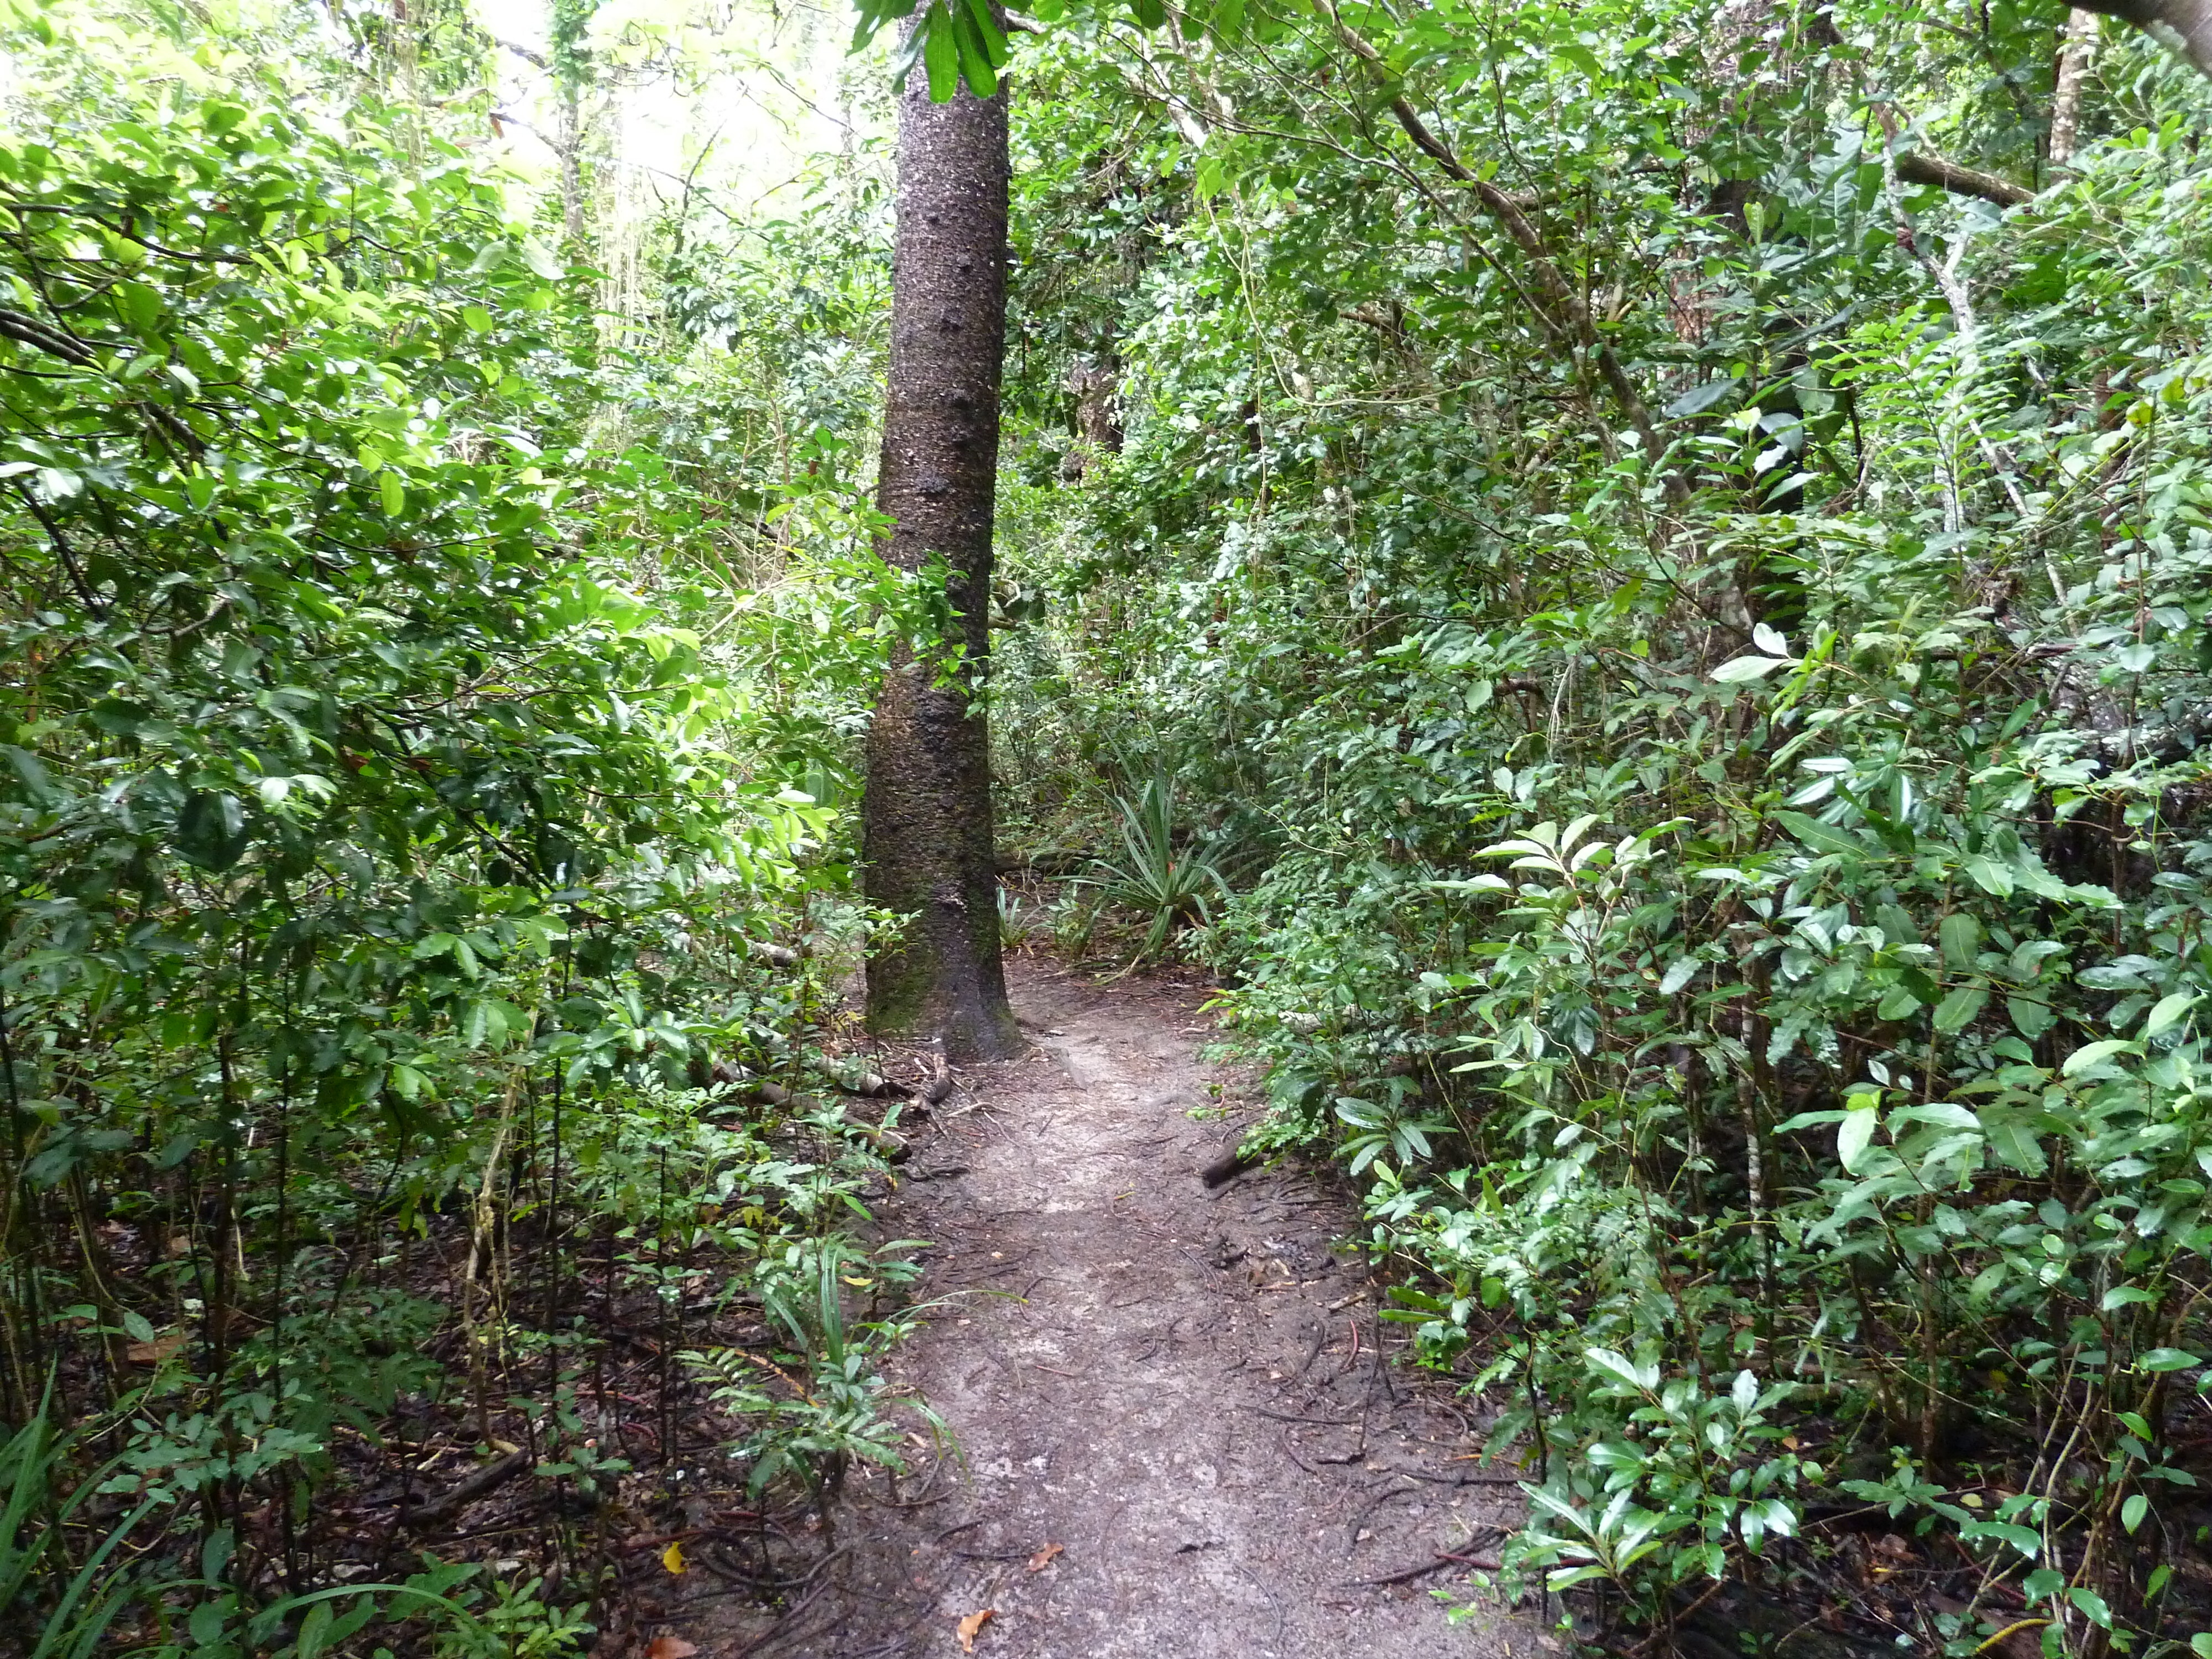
<box><xmin>1079</xmin><ymin>776</ymin><xmax>1227</xmax><ymax>967</ymax></box>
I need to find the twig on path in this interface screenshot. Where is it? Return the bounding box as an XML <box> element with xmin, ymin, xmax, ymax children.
<box><xmin>1345</xmin><ymin>1479</ymin><xmax>1425</xmax><ymax>1553</ymax></box>
<box><xmin>1231</xmin><ymin>1553</ymin><xmax>1288</xmax><ymax>1650</ymax></box>
<box><xmin>1280</xmin><ymin>1427</ymin><xmax>1324</xmax><ymax>1477</ymax></box>
<box><xmin>1244</xmin><ymin>1405</ymin><xmax>1363</xmax><ymax>1426</ymax></box>
<box><xmin>697</xmin><ymin>1544</ymin><xmax>851</xmax><ymax>1595</ymax></box>
<box><xmin>1366</xmin><ymin>1308</ymin><xmax>1398</xmax><ymax>1405</ymax></box>
<box><xmin>1344</xmin><ymin>1552</ymin><xmax>1501</xmax><ymax>1588</ymax></box>
<box><xmin>1369</xmin><ymin>1463</ymin><xmax>1525</xmax><ymax>1487</ymax></box>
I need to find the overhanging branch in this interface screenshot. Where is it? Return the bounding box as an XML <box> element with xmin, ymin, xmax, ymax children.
<box><xmin>1310</xmin><ymin>0</ymin><xmax>1682</xmax><ymax>497</ymax></box>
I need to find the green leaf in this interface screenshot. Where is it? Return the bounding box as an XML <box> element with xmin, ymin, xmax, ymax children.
<box><xmin>2007</xmin><ymin>996</ymin><xmax>2056</xmax><ymax>1040</ymax></box>
<box><xmin>1962</xmin><ymin>854</ymin><xmax>2014</xmax><ymax>896</ymax></box>
<box><xmin>949</xmin><ymin>3</ymin><xmax>998</xmax><ymax>97</ymax></box>
<box><xmin>1876</xmin><ymin>902</ymin><xmax>1920</xmax><ymax>946</ymax></box>
<box><xmin>1939</xmin><ymin>912</ymin><xmax>1981</xmax><ymax>970</ymax></box>
<box><xmin>1</xmin><ymin>743</ymin><xmax>53</xmax><ymax>804</ymax></box>
<box><xmin>379</xmin><ymin>471</ymin><xmax>405</xmax><ymax>517</ymax></box>
<box><xmin>961</xmin><ymin>0</ymin><xmax>1009</xmax><ymax>67</ymax></box>
<box><xmin>1982</xmin><ymin>1119</ymin><xmax>2044</xmax><ymax>1186</ymax></box>
<box><xmin>296</xmin><ymin>1599</ymin><xmax>335</xmax><ymax>1659</ymax></box>
<box><xmin>176</xmin><ymin>790</ymin><xmax>249</xmax><ymax>872</ymax></box>
<box><xmin>1933</xmin><ymin>985</ymin><xmax>1987</xmax><ymax>1034</ymax></box>
<box><xmin>922</xmin><ymin>4</ymin><xmax>959</xmax><ymax>102</ymax></box>
<box><xmin>2140</xmin><ymin>1348</ymin><xmax>2199</xmax><ymax>1373</ymax></box>
<box><xmin>1837</xmin><ymin>1105</ymin><xmax>1880</xmax><ymax>1172</ymax></box>
<box><xmin>1664</xmin><ymin>377</ymin><xmax>1738</xmax><ymax>418</ymax></box>
<box><xmin>1774</xmin><ymin>810</ymin><xmax>1861</xmax><ymax>859</ymax></box>
<box><xmin>1556</xmin><ymin>40</ymin><xmax>1604</xmax><ymax>79</ymax></box>
<box><xmin>2068</xmin><ymin>1587</ymin><xmax>2111</xmax><ymax>1628</ymax></box>
<box><xmin>1712</xmin><ymin>655</ymin><xmax>1791</xmax><ymax>682</ymax></box>
<box><xmin>2145</xmin><ymin>991</ymin><xmax>2197</xmax><ymax>1037</ymax></box>
<box><xmin>2122</xmin><ymin>1493</ymin><xmax>2150</xmax><ymax>1533</ymax></box>
<box><xmin>1877</xmin><ymin>984</ymin><xmax>1922</xmax><ymax>1020</ymax></box>
<box><xmin>1583</xmin><ymin>1346</ymin><xmax>1658</xmax><ymax>1394</ymax></box>
<box><xmin>190</xmin><ymin>1599</ymin><xmax>229</xmax><ymax>1646</ymax></box>
<box><xmin>2063</xmin><ymin>1039</ymin><xmax>2136</xmax><ymax>1077</ymax></box>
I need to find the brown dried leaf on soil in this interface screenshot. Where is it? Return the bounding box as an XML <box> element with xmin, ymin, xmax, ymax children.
<box><xmin>646</xmin><ymin>1639</ymin><xmax>699</xmax><ymax>1659</ymax></box>
<box><xmin>1026</xmin><ymin>1542</ymin><xmax>1064</xmax><ymax>1571</ymax></box>
<box><xmin>956</xmin><ymin>1609</ymin><xmax>997</xmax><ymax>1652</ymax></box>
<box><xmin>125</xmin><ymin>1332</ymin><xmax>185</xmax><ymax>1364</ymax></box>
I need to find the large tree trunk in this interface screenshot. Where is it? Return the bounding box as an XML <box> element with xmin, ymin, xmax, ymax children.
<box><xmin>2073</xmin><ymin>0</ymin><xmax>2212</xmax><ymax>75</ymax></box>
<box><xmin>860</xmin><ymin>53</ymin><xmax>1021</xmax><ymax>1062</ymax></box>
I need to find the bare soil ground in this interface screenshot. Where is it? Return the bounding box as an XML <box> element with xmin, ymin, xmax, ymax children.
<box><xmin>695</xmin><ymin>959</ymin><xmax>1537</xmax><ymax>1658</ymax></box>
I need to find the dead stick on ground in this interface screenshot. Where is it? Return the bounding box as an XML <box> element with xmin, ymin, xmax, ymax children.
<box><xmin>403</xmin><ymin>1448</ymin><xmax>531</xmax><ymax>1530</ymax></box>
<box><xmin>1345</xmin><ymin>1552</ymin><xmax>1501</xmax><ymax>1588</ymax></box>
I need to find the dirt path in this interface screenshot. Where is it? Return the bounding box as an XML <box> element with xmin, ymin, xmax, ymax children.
<box><xmin>703</xmin><ymin>960</ymin><xmax>1535</xmax><ymax>1658</ymax></box>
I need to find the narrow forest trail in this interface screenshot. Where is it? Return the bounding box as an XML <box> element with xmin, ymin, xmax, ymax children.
<box><xmin>700</xmin><ymin>959</ymin><xmax>1536</xmax><ymax>1658</ymax></box>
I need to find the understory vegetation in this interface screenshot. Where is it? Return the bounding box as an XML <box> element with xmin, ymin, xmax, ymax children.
<box><xmin>989</xmin><ymin>0</ymin><xmax>2212</xmax><ymax>1650</ymax></box>
<box><xmin>17</xmin><ymin>0</ymin><xmax>2212</xmax><ymax>1648</ymax></box>
<box><xmin>0</xmin><ymin>3</ymin><xmax>931</xmax><ymax>1653</ymax></box>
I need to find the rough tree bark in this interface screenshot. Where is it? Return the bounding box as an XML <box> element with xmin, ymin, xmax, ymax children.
<box><xmin>860</xmin><ymin>50</ymin><xmax>1021</xmax><ymax>1062</ymax></box>
<box><xmin>2050</xmin><ymin>9</ymin><xmax>2101</xmax><ymax>166</ymax></box>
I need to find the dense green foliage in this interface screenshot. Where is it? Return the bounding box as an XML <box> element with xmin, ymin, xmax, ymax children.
<box><xmin>0</xmin><ymin>3</ymin><xmax>926</xmax><ymax>1653</ymax></box>
<box><xmin>19</xmin><ymin>0</ymin><xmax>2212</xmax><ymax>1649</ymax></box>
<box><xmin>990</xmin><ymin>0</ymin><xmax>2212</xmax><ymax>1649</ymax></box>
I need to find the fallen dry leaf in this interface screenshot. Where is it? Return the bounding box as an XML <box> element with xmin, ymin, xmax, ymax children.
<box><xmin>1026</xmin><ymin>1543</ymin><xmax>1063</xmax><ymax>1571</ymax></box>
<box><xmin>124</xmin><ymin>1332</ymin><xmax>185</xmax><ymax>1365</ymax></box>
<box><xmin>646</xmin><ymin>1640</ymin><xmax>699</xmax><ymax>1659</ymax></box>
<box><xmin>661</xmin><ymin>1540</ymin><xmax>686</xmax><ymax>1575</ymax></box>
<box><xmin>956</xmin><ymin>1609</ymin><xmax>996</xmax><ymax>1653</ymax></box>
